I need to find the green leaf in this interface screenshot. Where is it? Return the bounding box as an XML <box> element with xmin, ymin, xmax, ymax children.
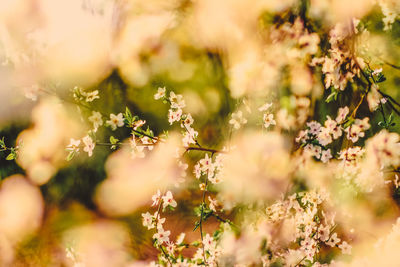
<box><xmin>109</xmin><ymin>136</ymin><xmax>119</xmax><ymax>144</ymax></box>
<box><xmin>66</xmin><ymin>151</ymin><xmax>75</xmax><ymax>161</ymax></box>
<box><xmin>326</xmin><ymin>89</ymin><xmax>338</xmax><ymax>103</ymax></box>
<box><xmin>0</xmin><ymin>137</ymin><xmax>5</xmax><ymax>149</ymax></box>
<box><xmin>6</xmin><ymin>153</ymin><xmax>15</xmax><ymax>161</ymax></box>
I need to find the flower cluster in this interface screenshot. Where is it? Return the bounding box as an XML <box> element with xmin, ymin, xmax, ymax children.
<box><xmin>263</xmin><ymin>190</ymin><xmax>352</xmax><ymax>265</ymax></box>
<box><xmin>194</xmin><ymin>153</ymin><xmax>224</xmax><ymax>185</ymax></box>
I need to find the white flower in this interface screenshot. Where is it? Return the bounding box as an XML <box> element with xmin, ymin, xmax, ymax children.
<box><xmin>208</xmin><ymin>196</ymin><xmax>218</xmax><ymax>212</ymax></box>
<box><xmin>152</xmin><ymin>190</ymin><xmax>162</xmax><ymax>207</ymax></box>
<box><xmin>336</xmin><ymin>106</ymin><xmax>349</xmax><ymax>123</ymax></box>
<box><xmin>258</xmin><ymin>102</ymin><xmax>273</xmax><ymax>112</ymax></box>
<box><xmin>263</xmin><ymin>113</ymin><xmax>276</xmax><ymax>128</ymax></box>
<box><xmin>367</xmin><ymin>84</ymin><xmax>384</xmax><ymax>111</ymax></box>
<box><xmin>153</xmin><ymin>227</ymin><xmax>171</xmax><ymax>245</ymax></box>
<box><xmin>317</xmin><ymin>127</ymin><xmax>332</xmax><ymax>146</ymax></box>
<box><xmin>326</xmin><ymin>233</ymin><xmax>341</xmax><ymax>247</ymax></box>
<box><xmin>168</xmin><ymin>108</ymin><xmax>182</xmax><ymax>125</ymax></box>
<box><xmin>338</xmin><ymin>241</ymin><xmax>352</xmax><ymax>255</ymax></box>
<box><xmin>229</xmin><ymin>111</ymin><xmax>247</xmax><ymax>129</ymax></box>
<box><xmin>307</xmin><ymin>121</ymin><xmax>322</xmax><ymax>135</ymax></box>
<box><xmin>324</xmin><ymin>116</ymin><xmax>342</xmax><ymax>139</ymax></box>
<box><xmin>169</xmin><ymin>92</ymin><xmax>186</xmax><ymax>109</ymax></box>
<box><xmin>106</xmin><ymin>113</ymin><xmax>124</xmax><ymax>131</ymax></box>
<box><xmin>182</xmin><ymin>127</ymin><xmax>198</xmax><ymax>147</ymax></box>
<box><xmin>320</xmin><ymin>149</ymin><xmax>332</xmax><ymax>163</ymax></box>
<box><xmin>85</xmin><ymin>90</ymin><xmax>99</xmax><ymax>102</ymax></box>
<box><xmin>202</xmin><ymin>233</ymin><xmax>215</xmax><ymax>251</ymax></box>
<box><xmin>66</xmin><ymin>138</ymin><xmax>81</xmax><ymax>153</ymax></box>
<box><xmin>133</xmin><ymin>120</ymin><xmax>146</xmax><ymax>130</ymax></box>
<box><xmin>82</xmin><ymin>135</ymin><xmax>95</xmax><ymax>157</ymax></box>
<box><xmin>154</xmin><ymin>87</ymin><xmax>166</xmax><ymax>100</ymax></box>
<box><xmin>181</xmin><ymin>114</ymin><xmax>194</xmax><ymax>128</ymax></box>
<box><xmin>199</xmin><ymin>154</ymin><xmax>213</xmax><ymax>173</ymax></box>
<box><xmin>88</xmin><ymin>111</ymin><xmax>103</xmax><ymax>131</ymax></box>
<box><xmin>142</xmin><ymin>212</ymin><xmax>154</xmax><ymax>230</ymax></box>
<box><xmin>194</xmin><ymin>163</ymin><xmax>201</xmax><ymax>179</ymax></box>
<box><xmin>162</xmin><ymin>191</ymin><xmax>177</xmax><ymax>209</ymax></box>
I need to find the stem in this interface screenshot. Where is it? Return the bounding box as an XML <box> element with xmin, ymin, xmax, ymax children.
<box><xmin>199</xmin><ymin>172</ymin><xmax>209</xmax><ymax>266</ymax></box>
<box><xmin>350</xmin><ymin>93</ymin><xmax>366</xmax><ymax>118</ymax></box>
<box><xmin>185</xmin><ymin>147</ymin><xmax>226</xmax><ymax>154</ymax></box>
<box><xmin>153</xmin><ymin>197</ymin><xmax>173</xmax><ymax>266</ymax></box>
<box><xmin>380</xmin><ymin>101</ymin><xmax>387</xmax><ymax>126</ymax></box>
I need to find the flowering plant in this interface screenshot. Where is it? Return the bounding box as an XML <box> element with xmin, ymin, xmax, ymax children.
<box><xmin>1</xmin><ymin>0</ymin><xmax>400</xmax><ymax>266</ymax></box>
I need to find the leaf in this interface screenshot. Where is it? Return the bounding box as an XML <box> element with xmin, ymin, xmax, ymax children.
<box><xmin>6</xmin><ymin>153</ymin><xmax>15</xmax><ymax>161</ymax></box>
<box><xmin>110</xmin><ymin>136</ymin><xmax>119</xmax><ymax>144</ymax></box>
<box><xmin>125</xmin><ymin>107</ymin><xmax>132</xmax><ymax>119</ymax></box>
<box><xmin>376</xmin><ymin>73</ymin><xmax>386</xmax><ymax>83</ymax></box>
<box><xmin>0</xmin><ymin>137</ymin><xmax>5</xmax><ymax>149</ymax></box>
<box><xmin>66</xmin><ymin>151</ymin><xmax>75</xmax><ymax>161</ymax></box>
<box><xmin>326</xmin><ymin>90</ymin><xmax>338</xmax><ymax>103</ymax></box>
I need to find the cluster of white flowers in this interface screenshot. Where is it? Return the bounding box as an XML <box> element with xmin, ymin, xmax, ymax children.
<box><xmin>66</xmin><ymin>135</ymin><xmax>95</xmax><ymax>158</ymax></box>
<box><xmin>154</xmin><ymin>87</ymin><xmax>199</xmax><ymax>148</ymax></box>
<box><xmin>264</xmin><ymin>190</ymin><xmax>352</xmax><ymax>265</ymax></box>
<box><xmin>379</xmin><ymin>0</ymin><xmax>400</xmax><ymax>31</ymax></box>
<box><xmin>311</xmin><ymin>21</ymin><xmax>364</xmax><ymax>91</ymax></box>
<box><xmin>259</xmin><ymin>102</ymin><xmax>276</xmax><ymax>129</ymax></box>
<box><xmin>143</xmin><ymin>190</ymin><xmax>177</xmax><ymax>248</ymax></box>
<box><xmin>297</xmin><ymin>106</ymin><xmax>371</xmax><ymax>164</ymax></box>
<box><xmin>72</xmin><ymin>86</ymin><xmax>100</xmax><ymax>103</ymax></box>
<box><xmin>345</xmin><ymin>117</ymin><xmax>371</xmax><ymax>143</ymax></box>
<box><xmin>365</xmin><ymin>130</ymin><xmax>400</xmax><ymax>168</ymax></box>
<box><xmin>194</xmin><ymin>153</ymin><xmax>224</xmax><ymax>185</ymax></box>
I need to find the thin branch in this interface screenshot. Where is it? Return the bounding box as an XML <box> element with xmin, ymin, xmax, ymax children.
<box><xmin>185</xmin><ymin>147</ymin><xmax>226</xmax><ymax>154</ymax></box>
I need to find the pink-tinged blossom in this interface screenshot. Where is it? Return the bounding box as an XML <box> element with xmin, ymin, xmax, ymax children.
<box><xmin>168</xmin><ymin>108</ymin><xmax>183</xmax><ymax>125</ymax></box>
<box><xmin>320</xmin><ymin>149</ymin><xmax>332</xmax><ymax>163</ymax></box>
<box><xmin>82</xmin><ymin>135</ymin><xmax>95</xmax><ymax>157</ymax></box>
<box><xmin>336</xmin><ymin>106</ymin><xmax>349</xmax><ymax>123</ymax></box>
<box><xmin>153</xmin><ymin>227</ymin><xmax>170</xmax><ymax>245</ymax></box>
<box><xmin>152</xmin><ymin>190</ymin><xmax>162</xmax><ymax>207</ymax></box>
<box><xmin>142</xmin><ymin>212</ymin><xmax>154</xmax><ymax>230</ymax></box>
<box><xmin>324</xmin><ymin>116</ymin><xmax>342</xmax><ymax>139</ymax></box>
<box><xmin>162</xmin><ymin>191</ymin><xmax>177</xmax><ymax>209</ymax></box>
<box><xmin>307</xmin><ymin>121</ymin><xmax>322</xmax><ymax>135</ymax></box>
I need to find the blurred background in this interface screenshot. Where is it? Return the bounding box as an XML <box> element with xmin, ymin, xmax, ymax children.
<box><xmin>1</xmin><ymin>0</ymin><xmax>400</xmax><ymax>266</ymax></box>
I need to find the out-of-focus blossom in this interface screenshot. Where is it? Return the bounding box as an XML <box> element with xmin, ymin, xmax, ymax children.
<box><xmin>63</xmin><ymin>221</ymin><xmax>131</xmax><ymax>267</ymax></box>
<box><xmin>16</xmin><ymin>97</ymin><xmax>81</xmax><ymax>185</ymax></box>
<box><xmin>229</xmin><ymin>111</ymin><xmax>247</xmax><ymax>130</ymax></box>
<box><xmin>219</xmin><ymin>132</ymin><xmax>291</xmax><ymax>206</ymax></box>
<box><xmin>95</xmin><ymin>134</ymin><xmax>186</xmax><ymax>216</ymax></box>
<box><xmin>88</xmin><ymin>111</ymin><xmax>103</xmax><ymax>132</ymax></box>
<box><xmin>0</xmin><ymin>175</ymin><xmax>43</xmax><ymax>244</ymax></box>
